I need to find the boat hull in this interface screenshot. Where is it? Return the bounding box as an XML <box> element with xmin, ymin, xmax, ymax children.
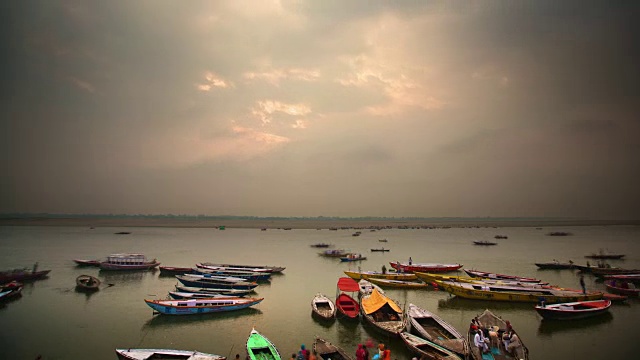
<box><xmin>145</xmin><ymin>297</ymin><xmax>263</xmax><ymax>315</ymax></box>
<box><xmin>99</xmin><ymin>262</ymin><xmax>160</xmax><ymax>271</ymax></box>
<box><xmin>336</xmin><ymin>293</ymin><xmax>360</xmax><ymax>319</ymax></box>
<box><xmin>246</xmin><ymin>329</ymin><xmax>281</xmax><ymax>360</ymax></box>
<box><xmin>534</xmin><ymin>300</ymin><xmax>612</xmax><ymax>320</ymax></box>
<box><xmin>390</xmin><ymin>262</ymin><xmax>463</xmax><ymax>273</ymax></box>
<box><xmin>116</xmin><ymin>348</ymin><xmax>225</xmax><ymax>360</ymax></box>
<box><xmin>344</xmin><ymin>270</ymin><xmax>417</xmax><ymax>281</ymax></box>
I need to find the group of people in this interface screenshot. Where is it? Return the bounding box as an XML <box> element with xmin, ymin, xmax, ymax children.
<box><xmin>285</xmin><ymin>342</ymin><xmax>392</xmax><ymax>360</ymax></box>
<box><xmin>470</xmin><ymin>318</ymin><xmax>522</xmax><ymax>358</ymax></box>
<box><xmin>289</xmin><ymin>344</ymin><xmax>316</xmax><ymax>360</ymax></box>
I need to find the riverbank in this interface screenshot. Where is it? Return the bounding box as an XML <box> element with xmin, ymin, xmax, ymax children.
<box><xmin>1</xmin><ymin>216</ymin><xmax>638</xmax><ymax>229</ymax></box>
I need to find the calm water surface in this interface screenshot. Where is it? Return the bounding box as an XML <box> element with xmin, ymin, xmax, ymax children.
<box><xmin>0</xmin><ymin>225</ymin><xmax>638</xmax><ymax>359</ymax></box>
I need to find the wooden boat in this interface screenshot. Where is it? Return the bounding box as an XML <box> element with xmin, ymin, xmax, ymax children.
<box><xmin>116</xmin><ymin>348</ymin><xmax>226</xmax><ymax>360</ymax></box>
<box><xmin>99</xmin><ymin>254</ymin><xmax>160</xmax><ymax>271</ymax></box>
<box><xmin>546</xmin><ymin>231</ymin><xmax>572</xmax><ymax>236</ymax></box>
<box><xmin>390</xmin><ymin>261</ymin><xmax>463</xmax><ymax>273</ymax></box>
<box><xmin>73</xmin><ymin>259</ymin><xmax>101</xmax><ymax>267</ymax></box>
<box><xmin>415</xmin><ymin>272</ymin><xmax>552</xmax><ymax>288</ymax></box>
<box><xmin>434</xmin><ymin>280</ymin><xmax>604</xmax><ymax>303</ymax></box>
<box><xmin>159</xmin><ymin>266</ymin><xmax>194</xmax><ymax>276</ymax></box>
<box><xmin>602</xmin><ymin>293</ymin><xmax>628</xmax><ymax>303</ymax></box>
<box><xmin>175</xmin><ymin>274</ymin><xmax>259</xmax><ymax>290</ymax></box>
<box><xmin>604</xmin><ymin>280</ymin><xmax>639</xmax><ymax>297</ymax></box>
<box><xmin>311</xmin><ymin>293</ymin><xmax>336</xmax><ymax>320</ymax></box>
<box><xmin>319</xmin><ymin>249</ymin><xmax>349</xmax><ymax>258</ymax></box>
<box><xmin>340</xmin><ymin>253</ymin><xmax>367</xmax><ymax>262</ymax></box>
<box><xmin>602</xmin><ymin>273</ymin><xmax>640</xmax><ymax>281</ymax></box>
<box><xmin>0</xmin><ymin>281</ymin><xmax>23</xmax><ymax>301</ymax></box>
<box><xmin>75</xmin><ymin>274</ymin><xmax>100</xmax><ymax>291</ymax></box>
<box><xmin>360</xmin><ymin>288</ymin><xmax>404</xmax><ymax>336</ymax></box>
<box><xmin>344</xmin><ymin>270</ymin><xmax>417</xmax><ymax>281</ymax></box>
<box><xmin>168</xmin><ymin>291</ymin><xmax>235</xmax><ymax>300</ymax></box>
<box><xmin>464</xmin><ymin>269</ymin><xmax>542</xmax><ymax>283</ymax></box>
<box><xmin>406</xmin><ymin>303</ymin><xmax>469</xmax><ymax>358</ymax></box>
<box><xmin>534</xmin><ymin>299</ymin><xmax>612</xmax><ymax>320</ymax></box>
<box><xmin>378</xmin><ymin>239</ymin><xmax>388</xmax><ymax>242</ymax></box>
<box><xmin>468</xmin><ymin>309</ymin><xmax>529</xmax><ymax>360</ymax></box>
<box><xmin>313</xmin><ymin>337</ymin><xmax>353</xmax><ymax>360</ymax></box>
<box><xmin>367</xmin><ymin>278</ymin><xmax>428</xmax><ymax>289</ymax></box>
<box><xmin>198</xmin><ymin>263</ymin><xmax>285</xmax><ymax>273</ymax></box>
<box><xmin>370</xmin><ymin>248</ymin><xmax>390</xmax><ymax>252</ymax></box>
<box><xmin>310</xmin><ymin>243</ymin><xmax>333</xmax><ymax>248</ymax></box>
<box><xmin>399</xmin><ymin>332</ymin><xmax>459</xmax><ymax>360</ymax></box>
<box><xmin>114</xmin><ymin>231</ymin><xmax>131</xmax><ymax>235</ymax></box>
<box><xmin>473</xmin><ymin>241</ymin><xmax>497</xmax><ymax>246</ymax></box>
<box><xmin>175</xmin><ymin>285</ymin><xmax>254</xmax><ymax>297</ymax></box>
<box><xmin>194</xmin><ymin>268</ymin><xmax>269</xmax><ymax>282</ymax></box>
<box><xmin>0</xmin><ymin>266</ymin><xmax>51</xmax><ymax>284</ymax></box>
<box><xmin>535</xmin><ymin>261</ymin><xmax>574</xmax><ymax>269</ymax></box>
<box><xmin>590</xmin><ymin>267</ymin><xmax>640</xmax><ymax>276</ymax></box>
<box><xmin>246</xmin><ymin>328</ymin><xmax>281</xmax><ymax>360</ymax></box>
<box><xmin>585</xmin><ymin>250</ymin><xmax>625</xmax><ymax>259</ymax></box>
<box><xmin>358</xmin><ymin>279</ymin><xmax>385</xmax><ymax>297</ymax></box>
<box><xmin>336</xmin><ymin>277</ymin><xmax>360</xmax><ymax>319</ymax></box>
<box><xmin>494</xmin><ymin>235</ymin><xmax>508</xmax><ymax>239</ymax></box>
<box><xmin>144</xmin><ymin>297</ymin><xmax>263</xmax><ymax>315</ymax></box>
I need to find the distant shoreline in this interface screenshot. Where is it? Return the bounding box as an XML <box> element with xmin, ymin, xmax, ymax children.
<box><xmin>0</xmin><ymin>217</ymin><xmax>638</xmax><ymax>229</ymax></box>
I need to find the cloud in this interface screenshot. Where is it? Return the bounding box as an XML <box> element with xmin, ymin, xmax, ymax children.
<box><xmin>252</xmin><ymin>100</ymin><xmax>312</xmax><ymax>125</ymax></box>
<box><xmin>243</xmin><ymin>67</ymin><xmax>320</xmax><ymax>86</ymax></box>
<box><xmin>197</xmin><ymin>72</ymin><xmax>232</xmax><ymax>91</ymax></box>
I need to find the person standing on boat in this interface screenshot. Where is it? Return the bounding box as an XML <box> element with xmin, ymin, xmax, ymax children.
<box><xmin>580</xmin><ymin>274</ymin><xmax>586</xmax><ymax>295</ymax></box>
<box><xmin>381</xmin><ymin>265</ymin><xmax>387</xmax><ymax>274</ymax></box>
<box><xmin>408</xmin><ymin>257</ymin><xmax>412</xmax><ymax>265</ymax></box>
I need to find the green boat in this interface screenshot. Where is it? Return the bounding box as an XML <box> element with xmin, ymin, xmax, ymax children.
<box><xmin>246</xmin><ymin>328</ymin><xmax>281</xmax><ymax>360</ymax></box>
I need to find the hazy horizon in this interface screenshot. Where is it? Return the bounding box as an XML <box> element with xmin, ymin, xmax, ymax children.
<box><xmin>2</xmin><ymin>1</ymin><xmax>639</xmax><ymax>220</ymax></box>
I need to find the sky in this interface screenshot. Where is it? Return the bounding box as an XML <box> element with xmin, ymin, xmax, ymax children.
<box><xmin>1</xmin><ymin>1</ymin><xmax>639</xmax><ymax>219</ymax></box>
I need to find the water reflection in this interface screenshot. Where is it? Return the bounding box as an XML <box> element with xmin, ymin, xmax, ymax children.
<box><xmin>99</xmin><ymin>270</ymin><xmax>155</xmax><ymax>283</ymax></box>
<box><xmin>142</xmin><ymin>308</ymin><xmax>263</xmax><ymax>330</ymax></box>
<box><xmin>537</xmin><ymin>312</ymin><xmax>614</xmax><ymax>336</ymax></box>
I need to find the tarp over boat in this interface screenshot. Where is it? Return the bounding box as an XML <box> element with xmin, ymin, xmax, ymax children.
<box><xmin>337</xmin><ymin>277</ymin><xmax>359</xmax><ymax>292</ymax></box>
<box><xmin>361</xmin><ymin>288</ymin><xmax>402</xmax><ymax>315</ymax></box>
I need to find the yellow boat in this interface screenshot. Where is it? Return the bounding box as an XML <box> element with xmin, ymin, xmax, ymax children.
<box><xmin>434</xmin><ymin>279</ymin><xmax>603</xmax><ymax>303</ymax></box>
<box><xmin>416</xmin><ymin>272</ymin><xmax>563</xmax><ymax>289</ymax></box>
<box><xmin>414</xmin><ymin>272</ymin><xmax>479</xmax><ymax>284</ymax></box>
<box><xmin>343</xmin><ymin>270</ymin><xmax>417</xmax><ymax>281</ymax></box>
<box><xmin>366</xmin><ymin>277</ymin><xmax>429</xmax><ymax>289</ymax></box>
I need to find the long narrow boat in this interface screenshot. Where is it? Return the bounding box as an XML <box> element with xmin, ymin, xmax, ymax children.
<box><xmin>176</xmin><ymin>275</ymin><xmax>259</xmax><ymax>290</ymax></box>
<box><xmin>198</xmin><ymin>263</ymin><xmax>285</xmax><ymax>273</ymax></box>
<box><xmin>473</xmin><ymin>241</ymin><xmax>497</xmax><ymax>246</ymax></box>
<box><xmin>175</xmin><ymin>285</ymin><xmax>254</xmax><ymax>297</ymax></box>
<box><xmin>319</xmin><ymin>249</ymin><xmax>349</xmax><ymax>258</ymax></box>
<box><xmin>415</xmin><ymin>272</ymin><xmax>551</xmax><ymax>288</ymax></box>
<box><xmin>468</xmin><ymin>309</ymin><xmax>529</xmax><ymax>360</ymax></box>
<box><xmin>535</xmin><ymin>261</ymin><xmax>574</xmax><ymax>269</ymax></box>
<box><xmin>339</xmin><ymin>253</ymin><xmax>367</xmax><ymax>262</ymax></box>
<box><xmin>399</xmin><ymin>332</ymin><xmax>460</xmax><ymax>360</ymax></box>
<box><xmin>75</xmin><ymin>274</ymin><xmax>100</xmax><ymax>292</ymax></box>
<box><xmin>360</xmin><ymin>288</ymin><xmax>404</xmax><ymax>336</ymax></box>
<box><xmin>602</xmin><ymin>273</ymin><xmax>640</xmax><ymax>281</ymax></box>
<box><xmin>246</xmin><ymin>328</ymin><xmax>281</xmax><ymax>360</ymax></box>
<box><xmin>73</xmin><ymin>259</ymin><xmax>101</xmax><ymax>267</ymax></box>
<box><xmin>534</xmin><ymin>299</ymin><xmax>612</xmax><ymax>320</ymax></box>
<box><xmin>194</xmin><ymin>268</ymin><xmax>269</xmax><ymax>282</ymax></box>
<box><xmin>366</xmin><ymin>278</ymin><xmax>428</xmax><ymax>289</ymax></box>
<box><xmin>370</xmin><ymin>248</ymin><xmax>390</xmax><ymax>252</ymax></box>
<box><xmin>99</xmin><ymin>254</ymin><xmax>160</xmax><ymax>271</ymax></box>
<box><xmin>464</xmin><ymin>269</ymin><xmax>542</xmax><ymax>283</ymax></box>
<box><xmin>159</xmin><ymin>266</ymin><xmax>194</xmax><ymax>276</ymax></box>
<box><xmin>313</xmin><ymin>337</ymin><xmax>353</xmax><ymax>360</ymax></box>
<box><xmin>168</xmin><ymin>291</ymin><xmax>237</xmax><ymax>300</ymax></box>
<box><xmin>585</xmin><ymin>253</ymin><xmax>625</xmax><ymax>259</ymax></box>
<box><xmin>390</xmin><ymin>261</ymin><xmax>463</xmax><ymax>273</ymax></box>
<box><xmin>144</xmin><ymin>297</ymin><xmax>263</xmax><ymax>315</ymax></box>
<box><xmin>604</xmin><ymin>280</ymin><xmax>639</xmax><ymax>297</ymax></box>
<box><xmin>311</xmin><ymin>293</ymin><xmax>336</xmax><ymax>320</ymax></box>
<box><xmin>336</xmin><ymin>277</ymin><xmax>360</xmax><ymax>319</ymax></box>
<box><xmin>116</xmin><ymin>348</ymin><xmax>226</xmax><ymax>360</ymax></box>
<box><xmin>406</xmin><ymin>303</ymin><xmax>469</xmax><ymax>358</ymax></box>
<box><xmin>0</xmin><ymin>267</ymin><xmax>51</xmax><ymax>284</ymax></box>
<box><xmin>435</xmin><ymin>280</ymin><xmax>603</xmax><ymax>303</ymax></box>
<box><xmin>344</xmin><ymin>270</ymin><xmax>417</xmax><ymax>281</ymax></box>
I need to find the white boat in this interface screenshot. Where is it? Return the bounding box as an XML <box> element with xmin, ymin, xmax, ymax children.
<box><xmin>311</xmin><ymin>293</ymin><xmax>336</xmax><ymax>320</ymax></box>
<box><xmin>116</xmin><ymin>348</ymin><xmax>226</xmax><ymax>360</ymax></box>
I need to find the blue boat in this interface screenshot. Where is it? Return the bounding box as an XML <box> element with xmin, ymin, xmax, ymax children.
<box><xmin>340</xmin><ymin>253</ymin><xmax>367</xmax><ymax>262</ymax></box>
<box><xmin>175</xmin><ymin>274</ymin><xmax>259</xmax><ymax>290</ymax></box>
<box><xmin>144</xmin><ymin>297</ymin><xmax>263</xmax><ymax>315</ymax></box>
<box><xmin>193</xmin><ymin>268</ymin><xmax>271</xmax><ymax>282</ymax></box>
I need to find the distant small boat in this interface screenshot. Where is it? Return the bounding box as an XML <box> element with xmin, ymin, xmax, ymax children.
<box><xmin>311</xmin><ymin>293</ymin><xmax>336</xmax><ymax>320</ymax></box>
<box><xmin>310</xmin><ymin>243</ymin><xmax>333</xmax><ymax>248</ymax></box>
<box><xmin>473</xmin><ymin>241</ymin><xmax>497</xmax><ymax>246</ymax></box>
<box><xmin>535</xmin><ymin>299</ymin><xmax>612</xmax><ymax>320</ymax></box>
<box><xmin>144</xmin><ymin>297</ymin><xmax>263</xmax><ymax>315</ymax></box>
<box><xmin>494</xmin><ymin>235</ymin><xmax>508</xmax><ymax>239</ymax></box>
<box><xmin>75</xmin><ymin>274</ymin><xmax>100</xmax><ymax>292</ymax></box>
<box><xmin>585</xmin><ymin>253</ymin><xmax>625</xmax><ymax>260</ymax></box>
<box><xmin>246</xmin><ymin>328</ymin><xmax>281</xmax><ymax>360</ymax></box>
<box><xmin>116</xmin><ymin>348</ymin><xmax>226</xmax><ymax>360</ymax></box>
<box><xmin>378</xmin><ymin>239</ymin><xmax>388</xmax><ymax>242</ymax></box>
<box><xmin>73</xmin><ymin>259</ymin><xmax>101</xmax><ymax>267</ymax></box>
<box><xmin>339</xmin><ymin>253</ymin><xmax>367</xmax><ymax>262</ymax></box>
<box><xmin>114</xmin><ymin>231</ymin><xmax>131</xmax><ymax>235</ymax></box>
<box><xmin>370</xmin><ymin>248</ymin><xmax>390</xmax><ymax>252</ymax></box>
<box><xmin>313</xmin><ymin>337</ymin><xmax>353</xmax><ymax>360</ymax></box>
<box><xmin>547</xmin><ymin>231</ymin><xmax>572</xmax><ymax>236</ymax></box>
<box><xmin>535</xmin><ymin>261</ymin><xmax>574</xmax><ymax>269</ymax></box>
<box><xmin>319</xmin><ymin>249</ymin><xmax>348</xmax><ymax>258</ymax></box>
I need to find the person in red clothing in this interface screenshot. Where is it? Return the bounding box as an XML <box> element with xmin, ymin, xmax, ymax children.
<box><xmin>356</xmin><ymin>344</ymin><xmax>367</xmax><ymax>360</ymax></box>
<box><xmin>382</xmin><ymin>349</ymin><xmax>391</xmax><ymax>360</ymax></box>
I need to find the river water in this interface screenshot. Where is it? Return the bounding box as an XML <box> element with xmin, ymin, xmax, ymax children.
<box><xmin>0</xmin><ymin>225</ymin><xmax>638</xmax><ymax>359</ymax></box>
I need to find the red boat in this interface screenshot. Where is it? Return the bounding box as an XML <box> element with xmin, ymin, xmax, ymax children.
<box><xmin>604</xmin><ymin>280</ymin><xmax>639</xmax><ymax>297</ymax></box>
<box><xmin>535</xmin><ymin>300</ymin><xmax>612</xmax><ymax>320</ymax></box>
<box><xmin>389</xmin><ymin>261</ymin><xmax>463</xmax><ymax>273</ymax></box>
<box><xmin>0</xmin><ymin>281</ymin><xmax>23</xmax><ymax>300</ymax></box>
<box><xmin>464</xmin><ymin>269</ymin><xmax>542</xmax><ymax>283</ymax></box>
<box><xmin>0</xmin><ymin>266</ymin><xmax>51</xmax><ymax>284</ymax></box>
<box><xmin>335</xmin><ymin>277</ymin><xmax>360</xmax><ymax>319</ymax></box>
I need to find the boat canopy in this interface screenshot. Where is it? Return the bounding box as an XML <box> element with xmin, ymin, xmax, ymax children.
<box><xmin>337</xmin><ymin>277</ymin><xmax>359</xmax><ymax>292</ymax></box>
<box><xmin>361</xmin><ymin>288</ymin><xmax>402</xmax><ymax>315</ymax></box>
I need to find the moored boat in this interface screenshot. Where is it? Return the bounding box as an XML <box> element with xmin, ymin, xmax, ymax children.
<box><xmin>73</xmin><ymin>259</ymin><xmax>101</xmax><ymax>267</ymax></box>
<box><xmin>360</xmin><ymin>288</ymin><xmax>404</xmax><ymax>336</ymax></box>
<box><xmin>310</xmin><ymin>243</ymin><xmax>333</xmax><ymax>248</ymax></box>
<box><xmin>194</xmin><ymin>268</ymin><xmax>269</xmax><ymax>282</ymax></box>
<box><xmin>604</xmin><ymin>279</ymin><xmax>639</xmax><ymax>297</ymax></box>
<box><xmin>390</xmin><ymin>261</ymin><xmax>463</xmax><ymax>273</ymax></box>
<box><xmin>366</xmin><ymin>278</ymin><xmax>428</xmax><ymax>289</ymax></box>
<box><xmin>319</xmin><ymin>249</ymin><xmax>349</xmax><ymax>258</ymax></box>
<box><xmin>116</xmin><ymin>348</ymin><xmax>226</xmax><ymax>360</ymax></box>
<box><xmin>473</xmin><ymin>241</ymin><xmax>497</xmax><ymax>246</ymax></box>
<box><xmin>175</xmin><ymin>274</ymin><xmax>259</xmax><ymax>290</ymax></box>
<box><xmin>464</xmin><ymin>269</ymin><xmax>542</xmax><ymax>283</ymax></box>
<box><xmin>535</xmin><ymin>261</ymin><xmax>574</xmax><ymax>269</ymax></box>
<box><xmin>344</xmin><ymin>270</ymin><xmax>417</xmax><ymax>281</ymax></box>
<box><xmin>399</xmin><ymin>332</ymin><xmax>459</xmax><ymax>360</ymax></box>
<box><xmin>144</xmin><ymin>297</ymin><xmax>263</xmax><ymax>315</ymax></box>
<box><xmin>358</xmin><ymin>279</ymin><xmax>385</xmax><ymax>297</ymax></box>
<box><xmin>311</xmin><ymin>293</ymin><xmax>336</xmax><ymax>320</ymax></box>
<box><xmin>246</xmin><ymin>328</ymin><xmax>281</xmax><ymax>360</ymax></box>
<box><xmin>534</xmin><ymin>299</ymin><xmax>612</xmax><ymax>320</ymax></box>
<box><xmin>406</xmin><ymin>303</ymin><xmax>469</xmax><ymax>358</ymax></box>
<box><xmin>0</xmin><ymin>265</ymin><xmax>51</xmax><ymax>284</ymax></box>
<box><xmin>336</xmin><ymin>277</ymin><xmax>360</xmax><ymax>319</ymax></box>
<box><xmin>370</xmin><ymin>248</ymin><xmax>390</xmax><ymax>252</ymax></box>
<box><xmin>175</xmin><ymin>285</ymin><xmax>253</xmax><ymax>297</ymax></box>
<box><xmin>198</xmin><ymin>263</ymin><xmax>285</xmax><ymax>273</ymax></box>
<box><xmin>159</xmin><ymin>266</ymin><xmax>194</xmax><ymax>276</ymax></box>
<box><xmin>99</xmin><ymin>254</ymin><xmax>160</xmax><ymax>271</ymax></box>
<box><xmin>313</xmin><ymin>337</ymin><xmax>353</xmax><ymax>360</ymax></box>
<box><xmin>468</xmin><ymin>309</ymin><xmax>529</xmax><ymax>360</ymax></box>
<box><xmin>75</xmin><ymin>274</ymin><xmax>100</xmax><ymax>291</ymax></box>
<box><xmin>168</xmin><ymin>291</ymin><xmax>236</xmax><ymax>300</ymax></box>
<box><xmin>0</xmin><ymin>281</ymin><xmax>23</xmax><ymax>301</ymax></box>
<box><xmin>339</xmin><ymin>253</ymin><xmax>367</xmax><ymax>262</ymax></box>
